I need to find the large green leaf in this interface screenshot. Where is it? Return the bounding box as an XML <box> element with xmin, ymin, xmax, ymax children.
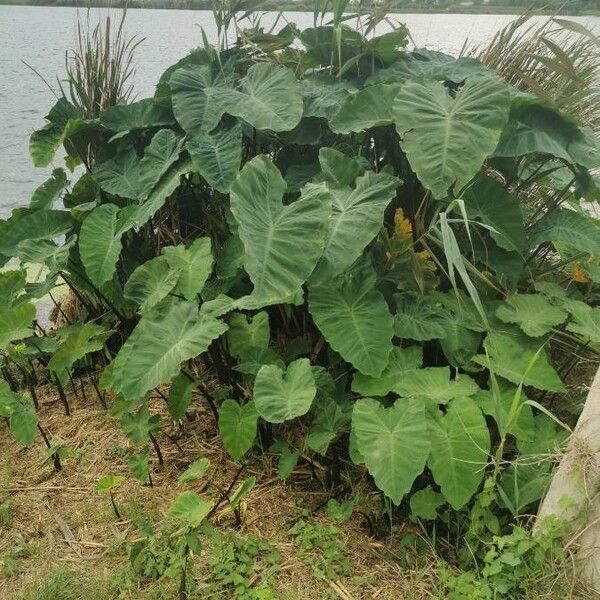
<box><xmin>367</xmin><ymin>50</ymin><xmax>489</xmax><ymax>86</ymax></box>
<box><xmin>120</xmin><ymin>405</ymin><xmax>160</xmax><ymax>444</ymax></box>
<box><xmin>0</xmin><ymin>270</ymin><xmax>26</xmax><ymax>308</ymax></box>
<box><xmin>0</xmin><ymin>303</ymin><xmax>36</xmax><ymax>349</ymax></box>
<box><xmin>254</xmin><ymin>358</ymin><xmax>316</xmax><ymax>423</ymax></box>
<box><xmin>0</xmin><ymin>381</ymin><xmax>38</xmax><ymax>448</ymax></box>
<box><xmin>473</xmin><ymin>381</ymin><xmax>534</xmax><ymax>443</ymax></box>
<box><xmin>0</xmin><ymin>210</ymin><xmax>73</xmax><ymax>257</ymax></box>
<box><xmin>230</xmin><ymin>156</ymin><xmax>330</xmax><ymax>306</ymax></box>
<box><xmin>167</xmin><ymin>373</ymin><xmax>197</xmax><ymax>421</ymax></box>
<box><xmin>302</xmin><ymin>77</ymin><xmax>353</xmax><ymax>121</ymax></box>
<box><xmin>227</xmin><ymin>311</ymin><xmax>270</xmax><ymax>359</ymax></box>
<box><xmin>218</xmin><ymin>399</ymin><xmax>259</xmax><ymax>460</ymax></box>
<box><xmin>393</xmin><ymin>75</ymin><xmax>510</xmax><ymax>198</ymax></box>
<box><xmin>102</xmin><ymin>300</ymin><xmax>228</xmax><ymax>401</ymax></box>
<box><xmin>138</xmin><ymin>129</ymin><xmax>184</xmax><ymax>199</ymax></box>
<box><xmin>99</xmin><ymin>98</ymin><xmax>175</xmax><ymax>132</ymax></box>
<box><xmin>309</xmin><ymin>262</ymin><xmax>394</xmax><ymax>377</ymax></box>
<box><xmin>178</xmin><ymin>457</ymin><xmax>210</xmax><ymax>484</ymax></box>
<box><xmin>565</xmin><ymin>300</ymin><xmax>600</xmax><ymax>343</ymax></box>
<box><xmin>330</xmin><ymin>84</ymin><xmax>400</xmax><ymax>133</ymax></box>
<box><xmin>530</xmin><ymin>209</ymin><xmax>600</xmax><ymax>255</ymax></box>
<box><xmin>496</xmin><ymin>293</ymin><xmax>567</xmax><ymax>337</ymax></box>
<box><xmin>93</xmin><ymin>148</ymin><xmax>141</xmax><ymax>199</ymax></box>
<box><xmin>410</xmin><ymin>487</ymin><xmax>446</xmax><ymax>521</ymax></box>
<box><xmin>352</xmin><ymin>397</ymin><xmax>430</xmax><ymax>505</ymax></box>
<box><xmin>163</xmin><ymin>237</ymin><xmax>214</xmax><ymax>301</ymax></box>
<box><xmin>473</xmin><ymin>331</ymin><xmax>564</xmax><ymax>392</ymax></box>
<box><xmin>227</xmin><ymin>62</ymin><xmax>303</xmax><ymax>132</ymax></box>
<box><xmin>393</xmin><ymin>292</ymin><xmax>447</xmax><ymax>341</ymax></box>
<box><xmin>461</xmin><ymin>173</ymin><xmax>527</xmax><ymax>254</ymax></box>
<box><xmin>439</xmin><ymin>310</ymin><xmax>484</xmax><ymax>368</ymax></box>
<box><xmin>30</xmin><ymin>168</ymin><xmax>68</xmax><ymax>210</ymax></box>
<box><xmin>493</xmin><ymin>96</ymin><xmax>582</xmax><ymax>163</ymax></box>
<box><xmin>351</xmin><ymin>345</ymin><xmax>422</xmax><ymax>397</ymax></box>
<box><xmin>124</xmin><ymin>256</ymin><xmax>181</xmax><ymax>313</ymax></box>
<box><xmin>120</xmin><ymin>156</ymin><xmax>192</xmax><ymax>229</ymax></box>
<box><xmin>79</xmin><ymin>204</ymin><xmax>127</xmax><ymax>287</ymax></box>
<box><xmin>29</xmin><ymin>126</ymin><xmax>64</xmax><ymax>169</ymax></box>
<box><xmin>10</xmin><ymin>396</ymin><xmax>39</xmax><ymax>448</ymax></box>
<box><xmin>318</xmin><ymin>147</ymin><xmax>366</xmax><ymax>187</ymax></box>
<box><xmin>307</xmin><ymin>397</ymin><xmax>352</xmax><ymax>455</ymax></box>
<box><xmin>170</xmin><ymin>64</ymin><xmax>235</xmax><ymax>135</ymax></box>
<box><xmin>186</xmin><ymin>124</ymin><xmax>242</xmax><ymax>193</ymax></box>
<box><xmin>428</xmin><ymin>396</ymin><xmax>490</xmax><ymax>509</ymax></box>
<box><xmin>93</xmin><ymin>131</ymin><xmax>183</xmax><ymax>201</ymax></box>
<box><xmin>29</xmin><ymin>98</ymin><xmax>80</xmax><ymax>167</ymax></box>
<box><xmin>393</xmin><ymin>367</ymin><xmax>479</xmax><ymax>404</ymax></box>
<box><xmin>48</xmin><ymin>323</ymin><xmax>106</xmax><ymax>381</ymax></box>
<box><xmin>311</xmin><ymin>170</ymin><xmax>398</xmax><ymax>282</ymax></box>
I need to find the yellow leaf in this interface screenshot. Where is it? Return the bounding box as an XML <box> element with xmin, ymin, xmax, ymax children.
<box><xmin>571</xmin><ymin>262</ymin><xmax>590</xmax><ymax>283</ymax></box>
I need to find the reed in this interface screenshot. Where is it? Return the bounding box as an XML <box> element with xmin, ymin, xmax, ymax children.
<box><xmin>61</xmin><ymin>9</ymin><xmax>143</xmax><ymax>119</ymax></box>
<box><xmin>466</xmin><ymin>15</ymin><xmax>600</xmax><ymax>130</ymax></box>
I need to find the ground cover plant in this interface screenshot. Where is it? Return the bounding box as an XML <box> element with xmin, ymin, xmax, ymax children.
<box><xmin>1</xmin><ymin>4</ymin><xmax>600</xmax><ymax>598</ymax></box>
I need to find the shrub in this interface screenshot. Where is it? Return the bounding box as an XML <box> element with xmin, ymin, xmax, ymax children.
<box><xmin>0</xmin><ymin>6</ymin><xmax>598</xmax><ymax>524</ymax></box>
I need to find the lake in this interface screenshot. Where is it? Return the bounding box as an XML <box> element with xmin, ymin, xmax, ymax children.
<box><xmin>0</xmin><ymin>6</ymin><xmax>598</xmax><ymax>215</ymax></box>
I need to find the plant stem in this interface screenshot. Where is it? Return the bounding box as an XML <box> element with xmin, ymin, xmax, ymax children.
<box><xmin>53</xmin><ymin>375</ymin><xmax>71</xmax><ymax>416</ymax></box>
<box><xmin>109</xmin><ymin>491</ymin><xmax>122</xmax><ymax>520</ymax></box>
<box><xmin>38</xmin><ymin>424</ymin><xmax>61</xmax><ymax>471</ymax></box>
<box><xmin>149</xmin><ymin>432</ymin><xmax>164</xmax><ymax>468</ymax></box>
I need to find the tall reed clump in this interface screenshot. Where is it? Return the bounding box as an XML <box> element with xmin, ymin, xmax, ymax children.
<box><xmin>466</xmin><ymin>15</ymin><xmax>600</xmax><ymax>131</ymax></box>
<box><xmin>62</xmin><ymin>9</ymin><xmax>142</xmax><ymax>120</ymax></box>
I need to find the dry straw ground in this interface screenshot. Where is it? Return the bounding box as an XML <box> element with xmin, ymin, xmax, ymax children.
<box><xmin>0</xmin><ymin>379</ymin><xmax>439</xmax><ymax>600</ymax></box>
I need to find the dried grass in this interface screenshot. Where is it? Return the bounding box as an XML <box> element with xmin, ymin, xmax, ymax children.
<box><xmin>0</xmin><ymin>381</ymin><xmax>438</xmax><ymax>600</ymax></box>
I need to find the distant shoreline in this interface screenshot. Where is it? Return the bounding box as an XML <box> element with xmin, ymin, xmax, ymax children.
<box><xmin>0</xmin><ymin>0</ymin><xmax>598</xmax><ymax>17</ymax></box>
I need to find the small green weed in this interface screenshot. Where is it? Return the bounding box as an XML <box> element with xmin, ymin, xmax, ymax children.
<box><xmin>0</xmin><ymin>498</ymin><xmax>15</xmax><ymax>526</ymax></box>
<box><xmin>0</xmin><ymin>544</ymin><xmax>29</xmax><ymax>577</ymax></box>
<box><xmin>289</xmin><ymin>516</ymin><xmax>351</xmax><ymax>580</ymax></box>
<box><xmin>443</xmin><ymin>519</ymin><xmax>568</xmax><ymax>599</ymax></box>
<box><xmin>207</xmin><ymin>530</ymin><xmax>280</xmax><ymax>599</ymax></box>
<box><xmin>128</xmin><ymin>523</ymin><xmax>190</xmax><ymax>582</ymax></box>
<box><xmin>18</xmin><ymin>568</ymin><xmax>77</xmax><ymax>600</ymax></box>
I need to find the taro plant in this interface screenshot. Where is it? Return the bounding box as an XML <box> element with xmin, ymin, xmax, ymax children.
<box><xmin>0</xmin><ymin>5</ymin><xmax>599</xmax><ymax>537</ymax></box>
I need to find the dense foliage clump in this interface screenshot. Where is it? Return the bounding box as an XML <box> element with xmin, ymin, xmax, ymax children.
<box><xmin>0</xmin><ymin>7</ymin><xmax>599</xmax><ymax>567</ymax></box>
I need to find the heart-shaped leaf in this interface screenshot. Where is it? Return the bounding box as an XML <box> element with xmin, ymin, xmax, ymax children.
<box><xmin>124</xmin><ymin>256</ymin><xmax>181</xmax><ymax>313</ymax></box>
<box><xmin>473</xmin><ymin>331</ymin><xmax>564</xmax><ymax>392</ymax></box>
<box><xmin>163</xmin><ymin>237</ymin><xmax>214</xmax><ymax>302</ymax></box>
<box><xmin>393</xmin><ymin>75</ymin><xmax>510</xmax><ymax>198</ymax></box>
<box><xmin>352</xmin><ymin>397</ymin><xmax>430</xmax><ymax>505</ymax></box>
<box><xmin>393</xmin><ymin>292</ymin><xmax>447</xmax><ymax>341</ymax></box>
<box><xmin>218</xmin><ymin>399</ymin><xmax>259</xmax><ymax>460</ymax></box>
<box><xmin>186</xmin><ymin>124</ymin><xmax>242</xmax><ymax>193</ymax></box>
<box><xmin>393</xmin><ymin>367</ymin><xmax>479</xmax><ymax>404</ymax></box>
<box><xmin>230</xmin><ymin>156</ymin><xmax>330</xmax><ymax>306</ymax></box>
<box><xmin>179</xmin><ymin>457</ymin><xmax>211</xmax><ymax>484</ymax></box>
<box><xmin>227</xmin><ymin>312</ymin><xmax>270</xmax><ymax>360</ymax></box>
<box><xmin>309</xmin><ymin>261</ymin><xmax>394</xmax><ymax>377</ymax></box>
<box><xmin>351</xmin><ymin>346</ymin><xmax>422</xmax><ymax>397</ymax></box>
<box><xmin>311</xmin><ymin>169</ymin><xmax>398</xmax><ymax>282</ymax></box>
<box><xmin>102</xmin><ymin>300</ymin><xmax>228</xmax><ymax>401</ymax></box>
<box><xmin>254</xmin><ymin>358</ymin><xmax>316</xmax><ymax>423</ymax></box>
<box><xmin>428</xmin><ymin>396</ymin><xmax>490</xmax><ymax>509</ymax></box>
